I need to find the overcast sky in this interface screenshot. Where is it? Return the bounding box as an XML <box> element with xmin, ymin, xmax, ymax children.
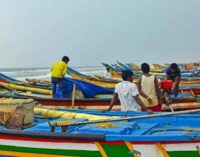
<box><xmin>0</xmin><ymin>0</ymin><xmax>200</xmax><ymax>68</ymax></box>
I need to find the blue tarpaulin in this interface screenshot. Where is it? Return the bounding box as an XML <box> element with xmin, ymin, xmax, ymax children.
<box><xmin>63</xmin><ymin>77</ymin><xmax>114</xmax><ymax>98</ymax></box>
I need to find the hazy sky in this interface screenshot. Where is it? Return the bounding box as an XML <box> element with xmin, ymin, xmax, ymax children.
<box><xmin>0</xmin><ymin>0</ymin><xmax>200</xmax><ymax>68</ymax></box>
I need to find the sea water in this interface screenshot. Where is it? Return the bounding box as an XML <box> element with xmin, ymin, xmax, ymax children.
<box><xmin>0</xmin><ymin>66</ymin><xmax>105</xmax><ymax>81</ymax></box>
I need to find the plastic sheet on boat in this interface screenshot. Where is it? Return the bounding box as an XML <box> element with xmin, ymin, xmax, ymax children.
<box><xmin>63</xmin><ymin>77</ymin><xmax>114</xmax><ymax>98</ymax></box>
<box><xmin>25</xmin><ymin>118</ymin><xmax>87</xmax><ymax>133</ymax></box>
<box><xmin>74</xmin><ymin>121</ymin><xmax>139</xmax><ymax>135</ymax></box>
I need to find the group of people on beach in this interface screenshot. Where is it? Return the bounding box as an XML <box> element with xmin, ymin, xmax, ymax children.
<box><xmin>108</xmin><ymin>63</ymin><xmax>181</xmax><ymax>113</ymax></box>
<box><xmin>50</xmin><ymin>56</ymin><xmax>181</xmax><ymax>113</ymax></box>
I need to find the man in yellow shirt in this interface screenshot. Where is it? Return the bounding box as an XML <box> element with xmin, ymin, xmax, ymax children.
<box><xmin>51</xmin><ymin>56</ymin><xmax>69</xmax><ymax>98</ymax></box>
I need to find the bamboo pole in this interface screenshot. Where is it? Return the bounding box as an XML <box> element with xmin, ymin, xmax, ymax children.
<box><xmin>71</xmin><ymin>84</ymin><xmax>76</xmax><ymax>109</ymax></box>
<box><xmin>56</xmin><ymin>108</ymin><xmax>200</xmax><ymax>127</ymax></box>
<box><xmin>169</xmin><ymin>105</ymin><xmax>174</xmax><ymax>112</ymax></box>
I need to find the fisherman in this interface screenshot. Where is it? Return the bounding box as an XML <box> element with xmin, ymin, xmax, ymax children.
<box><xmin>51</xmin><ymin>56</ymin><xmax>69</xmax><ymax>98</ymax></box>
<box><xmin>104</xmin><ymin>68</ymin><xmax>112</xmax><ymax>78</ymax></box>
<box><xmin>137</xmin><ymin>63</ymin><xmax>162</xmax><ymax>112</ymax></box>
<box><xmin>107</xmin><ymin>70</ymin><xmax>153</xmax><ymax>113</ymax></box>
<box><xmin>166</xmin><ymin>63</ymin><xmax>181</xmax><ymax>96</ymax></box>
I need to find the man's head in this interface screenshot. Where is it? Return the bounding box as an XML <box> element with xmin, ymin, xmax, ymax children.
<box><xmin>170</xmin><ymin>63</ymin><xmax>178</xmax><ymax>72</ymax></box>
<box><xmin>106</xmin><ymin>68</ymin><xmax>110</xmax><ymax>72</ymax></box>
<box><xmin>141</xmin><ymin>63</ymin><xmax>150</xmax><ymax>73</ymax></box>
<box><xmin>122</xmin><ymin>70</ymin><xmax>134</xmax><ymax>82</ymax></box>
<box><xmin>62</xmin><ymin>56</ymin><xmax>69</xmax><ymax>64</ymax></box>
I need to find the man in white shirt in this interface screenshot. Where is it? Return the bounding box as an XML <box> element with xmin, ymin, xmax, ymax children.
<box><xmin>108</xmin><ymin>70</ymin><xmax>153</xmax><ymax>113</ymax></box>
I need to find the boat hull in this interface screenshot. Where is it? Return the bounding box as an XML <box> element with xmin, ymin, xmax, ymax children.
<box><xmin>0</xmin><ymin>130</ymin><xmax>199</xmax><ymax>157</ymax></box>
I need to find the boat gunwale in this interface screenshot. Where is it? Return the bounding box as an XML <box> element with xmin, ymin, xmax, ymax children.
<box><xmin>0</xmin><ymin>129</ymin><xmax>105</xmax><ymax>142</ymax></box>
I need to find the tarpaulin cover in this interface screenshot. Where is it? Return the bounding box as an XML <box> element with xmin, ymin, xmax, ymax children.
<box><xmin>63</xmin><ymin>77</ymin><xmax>114</xmax><ymax>98</ymax></box>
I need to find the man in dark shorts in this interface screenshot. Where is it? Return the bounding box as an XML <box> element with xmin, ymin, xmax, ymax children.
<box><xmin>51</xmin><ymin>56</ymin><xmax>69</xmax><ymax>98</ymax></box>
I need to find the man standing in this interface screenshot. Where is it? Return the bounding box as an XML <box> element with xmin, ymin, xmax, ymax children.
<box><xmin>138</xmin><ymin>63</ymin><xmax>162</xmax><ymax>112</ymax></box>
<box><xmin>51</xmin><ymin>56</ymin><xmax>69</xmax><ymax>98</ymax></box>
<box><xmin>166</xmin><ymin>63</ymin><xmax>181</xmax><ymax>96</ymax></box>
<box><xmin>107</xmin><ymin>70</ymin><xmax>153</xmax><ymax>113</ymax></box>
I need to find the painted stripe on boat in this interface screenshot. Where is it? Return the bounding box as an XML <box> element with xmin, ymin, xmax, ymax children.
<box><xmin>0</xmin><ymin>155</ymin><xmax>14</xmax><ymax>157</ymax></box>
<box><xmin>156</xmin><ymin>143</ymin><xmax>169</xmax><ymax>157</ymax></box>
<box><xmin>131</xmin><ymin>143</ymin><xmax>200</xmax><ymax>157</ymax></box>
<box><xmin>167</xmin><ymin>151</ymin><xmax>199</xmax><ymax>157</ymax></box>
<box><xmin>0</xmin><ymin>150</ymin><xmax>79</xmax><ymax>157</ymax></box>
<box><xmin>0</xmin><ymin>139</ymin><xmax>97</xmax><ymax>151</ymax></box>
<box><xmin>163</xmin><ymin>143</ymin><xmax>200</xmax><ymax>151</ymax></box>
<box><xmin>0</xmin><ymin>134</ymin><xmax>96</xmax><ymax>143</ymax></box>
<box><xmin>0</xmin><ymin>144</ymin><xmax>102</xmax><ymax>157</ymax></box>
<box><xmin>95</xmin><ymin>142</ymin><xmax>108</xmax><ymax>157</ymax></box>
<box><xmin>132</xmin><ymin>144</ymin><xmax>164</xmax><ymax>157</ymax></box>
<box><xmin>0</xmin><ymin>142</ymin><xmax>199</xmax><ymax>157</ymax></box>
<box><xmin>101</xmin><ymin>142</ymin><xmax>131</xmax><ymax>157</ymax></box>
<box><xmin>125</xmin><ymin>142</ymin><xmax>139</xmax><ymax>157</ymax></box>
<box><xmin>129</xmin><ymin>141</ymin><xmax>200</xmax><ymax>144</ymax></box>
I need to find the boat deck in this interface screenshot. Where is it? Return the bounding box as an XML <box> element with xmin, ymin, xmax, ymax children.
<box><xmin>1</xmin><ymin>109</ymin><xmax>199</xmax><ymax>142</ymax></box>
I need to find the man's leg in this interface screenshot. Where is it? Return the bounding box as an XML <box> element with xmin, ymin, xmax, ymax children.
<box><xmin>51</xmin><ymin>77</ymin><xmax>57</xmax><ymax>98</ymax></box>
<box><xmin>59</xmin><ymin>79</ymin><xmax>66</xmax><ymax>98</ymax></box>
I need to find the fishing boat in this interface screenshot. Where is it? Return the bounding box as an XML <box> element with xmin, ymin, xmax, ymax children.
<box><xmin>0</xmin><ymin>73</ymin><xmax>21</xmax><ymax>84</ymax></box>
<box><xmin>102</xmin><ymin>62</ymin><xmax>200</xmax><ymax>79</ymax></box>
<box><xmin>0</xmin><ymin>73</ymin><xmax>200</xmax><ymax>111</ymax></box>
<box><xmin>0</xmin><ymin>72</ymin><xmax>116</xmax><ymax>98</ymax></box>
<box><xmin>69</xmin><ymin>67</ymin><xmax>200</xmax><ymax>94</ymax></box>
<box><xmin>0</xmin><ymin>73</ymin><xmax>51</xmax><ymax>89</ymax></box>
<box><xmin>0</xmin><ymin>107</ymin><xmax>200</xmax><ymax>157</ymax></box>
<box><xmin>0</xmin><ymin>73</ymin><xmax>52</xmax><ymax>95</ymax></box>
<box><xmin>0</xmin><ymin>89</ymin><xmax>199</xmax><ymax>112</ymax></box>
<box><xmin>68</xmin><ymin>67</ymin><xmax>118</xmax><ymax>88</ymax></box>
<box><xmin>0</xmin><ymin>83</ymin><xmax>199</xmax><ymax>112</ymax></box>
<box><xmin>1</xmin><ymin>71</ymin><xmax>200</xmax><ymax>93</ymax></box>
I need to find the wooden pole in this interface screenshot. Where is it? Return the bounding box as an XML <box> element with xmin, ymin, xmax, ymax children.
<box><xmin>163</xmin><ymin>90</ymin><xmax>174</xmax><ymax>112</ymax></box>
<box><xmin>57</xmin><ymin>108</ymin><xmax>200</xmax><ymax>127</ymax></box>
<box><xmin>71</xmin><ymin>84</ymin><xmax>76</xmax><ymax>109</ymax></box>
<box><xmin>169</xmin><ymin>105</ymin><xmax>174</xmax><ymax>112</ymax></box>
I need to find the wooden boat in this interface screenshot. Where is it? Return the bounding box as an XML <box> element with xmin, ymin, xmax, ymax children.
<box><xmin>0</xmin><ymin>73</ymin><xmax>51</xmax><ymax>88</ymax></box>
<box><xmin>24</xmin><ymin>77</ymin><xmax>200</xmax><ymax>97</ymax></box>
<box><xmin>0</xmin><ymin>73</ymin><xmax>21</xmax><ymax>84</ymax></box>
<box><xmin>0</xmin><ymin>89</ymin><xmax>199</xmax><ymax>112</ymax></box>
<box><xmin>102</xmin><ymin>63</ymin><xmax>124</xmax><ymax>79</ymax></box>
<box><xmin>2</xmin><ymin>70</ymin><xmax>200</xmax><ymax>92</ymax></box>
<box><xmin>0</xmin><ymin>82</ymin><xmax>52</xmax><ymax>95</ymax></box>
<box><xmin>103</xmin><ymin>62</ymin><xmax>200</xmax><ymax>78</ymax></box>
<box><xmin>68</xmin><ymin>67</ymin><xmax>118</xmax><ymax>88</ymax></box>
<box><xmin>0</xmin><ymin>77</ymin><xmax>199</xmax><ymax>112</ymax></box>
<box><xmin>1</xmin><ymin>107</ymin><xmax>200</xmax><ymax>157</ymax></box>
<box><xmin>0</xmin><ymin>73</ymin><xmax>200</xmax><ymax>111</ymax></box>
<box><xmin>69</xmin><ymin>67</ymin><xmax>200</xmax><ymax>92</ymax></box>
<box><xmin>0</xmin><ymin>92</ymin><xmax>120</xmax><ymax>109</ymax></box>
<box><xmin>0</xmin><ymin>72</ymin><xmax>116</xmax><ymax>98</ymax></box>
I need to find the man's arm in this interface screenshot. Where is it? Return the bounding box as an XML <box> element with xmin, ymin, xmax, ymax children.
<box><xmin>166</xmin><ymin>69</ymin><xmax>171</xmax><ymax>80</ymax></box>
<box><xmin>173</xmin><ymin>76</ymin><xmax>180</xmax><ymax>96</ymax></box>
<box><xmin>62</xmin><ymin>65</ymin><xmax>68</xmax><ymax>77</ymax></box>
<box><xmin>134</xmin><ymin>95</ymin><xmax>153</xmax><ymax>114</ymax></box>
<box><xmin>137</xmin><ymin>78</ymin><xmax>148</xmax><ymax>98</ymax></box>
<box><xmin>51</xmin><ymin>64</ymin><xmax>55</xmax><ymax>72</ymax></box>
<box><xmin>154</xmin><ymin>76</ymin><xmax>162</xmax><ymax>105</ymax></box>
<box><xmin>137</xmin><ymin>77</ymin><xmax>152</xmax><ymax>104</ymax></box>
<box><xmin>108</xmin><ymin>93</ymin><xmax>118</xmax><ymax>111</ymax></box>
